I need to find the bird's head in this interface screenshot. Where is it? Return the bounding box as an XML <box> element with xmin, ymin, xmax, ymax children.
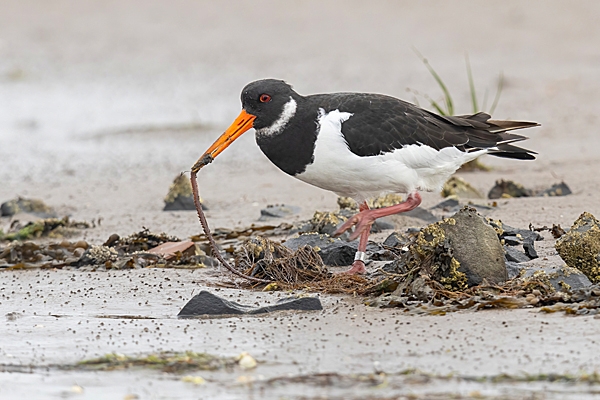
<box><xmin>192</xmin><ymin>79</ymin><xmax>298</xmax><ymax>172</ymax></box>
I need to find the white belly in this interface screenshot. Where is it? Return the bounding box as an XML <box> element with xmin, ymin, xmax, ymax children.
<box><xmin>295</xmin><ymin>109</ymin><xmax>485</xmax><ymax>202</ymax></box>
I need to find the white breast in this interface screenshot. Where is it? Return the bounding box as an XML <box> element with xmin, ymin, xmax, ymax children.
<box><xmin>295</xmin><ymin>109</ymin><xmax>485</xmax><ymax>202</ymax></box>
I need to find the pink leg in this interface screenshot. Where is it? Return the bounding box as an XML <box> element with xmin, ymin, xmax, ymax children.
<box><xmin>341</xmin><ymin>202</ymin><xmax>370</xmax><ymax>274</ymax></box>
<box><xmin>333</xmin><ymin>192</ymin><xmax>423</xmax><ymax>241</ymax></box>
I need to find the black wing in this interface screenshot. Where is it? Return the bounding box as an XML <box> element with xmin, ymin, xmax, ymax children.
<box><xmin>309</xmin><ymin>93</ymin><xmax>537</xmax><ymax>160</ymax></box>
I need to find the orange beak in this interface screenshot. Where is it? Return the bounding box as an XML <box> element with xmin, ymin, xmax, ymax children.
<box><xmin>191</xmin><ymin>110</ymin><xmax>256</xmax><ymax>172</ymax></box>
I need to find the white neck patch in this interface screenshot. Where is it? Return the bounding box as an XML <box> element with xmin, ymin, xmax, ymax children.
<box><xmin>255</xmin><ymin>97</ymin><xmax>297</xmax><ymax>137</ymax></box>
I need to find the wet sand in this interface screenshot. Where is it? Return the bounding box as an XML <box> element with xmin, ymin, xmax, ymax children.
<box><xmin>2</xmin><ymin>1</ymin><xmax>600</xmax><ymax>398</ymax></box>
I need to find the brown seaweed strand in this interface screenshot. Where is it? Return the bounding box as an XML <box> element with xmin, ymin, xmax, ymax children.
<box><xmin>190</xmin><ymin>171</ymin><xmax>271</xmax><ymax>283</ymax></box>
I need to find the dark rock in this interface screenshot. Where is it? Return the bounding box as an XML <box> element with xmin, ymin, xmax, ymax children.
<box><xmin>430</xmin><ymin>198</ymin><xmax>460</xmax><ymax>211</ymax></box>
<box><xmin>506</xmin><ymin>261</ymin><xmax>524</xmax><ymax>279</ymax></box>
<box><xmin>383</xmin><ymin>232</ymin><xmax>406</xmax><ymax>248</ymax></box>
<box><xmin>441</xmin><ymin>206</ymin><xmax>508</xmax><ymax>286</ymax></box>
<box><xmin>163</xmin><ymin>194</ymin><xmax>198</xmax><ymax>211</ymax></box>
<box><xmin>283</xmin><ymin>233</ymin><xmax>379</xmax><ymax>266</ymax></box>
<box><xmin>403</xmin><ymin>207</ymin><xmax>438</xmax><ymax>222</ymax></box>
<box><xmin>503</xmin><ymin>236</ymin><xmax>522</xmax><ymax>246</ymax></box>
<box><xmin>370</xmin><ymin>217</ymin><xmax>395</xmax><ymax>232</ymax></box>
<box><xmin>538</xmin><ymin>182</ymin><xmax>572</xmax><ymax>197</ymax></box>
<box><xmin>283</xmin><ymin>233</ymin><xmax>335</xmax><ymax>252</ymax></box>
<box><xmin>523</xmin><ymin>265</ymin><xmax>592</xmax><ymax>292</ymax></box>
<box><xmin>556</xmin><ymin>212</ymin><xmax>600</xmax><ymax>283</ymax></box>
<box><xmin>523</xmin><ymin>240</ymin><xmax>538</xmax><ymax>259</ymax></box>
<box><xmin>488</xmin><ymin>179</ymin><xmax>532</xmax><ymax>199</ymax></box>
<box><xmin>163</xmin><ymin>174</ymin><xmax>205</xmax><ymax>211</ymax></box>
<box><xmin>259</xmin><ymin>204</ymin><xmax>301</xmax><ymax>220</ymax></box>
<box><xmin>505</xmin><ymin>246</ymin><xmax>531</xmax><ymax>263</ymax></box>
<box><xmin>0</xmin><ymin>197</ymin><xmax>56</xmax><ymax>218</ymax></box>
<box><xmin>177</xmin><ymin>290</ymin><xmax>322</xmax><ymax>317</ymax></box>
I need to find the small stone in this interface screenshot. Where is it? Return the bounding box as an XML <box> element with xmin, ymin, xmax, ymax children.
<box><xmin>0</xmin><ymin>197</ymin><xmax>56</xmax><ymax>218</ymax></box>
<box><xmin>238</xmin><ymin>352</ymin><xmax>257</xmax><ymax>370</ymax></box>
<box><xmin>163</xmin><ymin>174</ymin><xmax>205</xmax><ymax>211</ymax></box>
<box><xmin>538</xmin><ymin>182</ymin><xmax>572</xmax><ymax>197</ymax></box>
<box><xmin>505</xmin><ymin>246</ymin><xmax>530</xmax><ymax>263</ymax></box>
<box><xmin>441</xmin><ymin>177</ymin><xmax>483</xmax><ymax>199</ymax></box>
<box><xmin>259</xmin><ymin>204</ymin><xmax>301</xmax><ymax>220</ymax></box>
<box><xmin>488</xmin><ymin>179</ymin><xmax>532</xmax><ymax>199</ymax></box>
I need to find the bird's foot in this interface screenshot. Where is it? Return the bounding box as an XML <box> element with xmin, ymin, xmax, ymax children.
<box><xmin>340</xmin><ymin>260</ymin><xmax>366</xmax><ymax>275</ymax></box>
<box><xmin>332</xmin><ymin>209</ymin><xmax>376</xmax><ymax>241</ymax></box>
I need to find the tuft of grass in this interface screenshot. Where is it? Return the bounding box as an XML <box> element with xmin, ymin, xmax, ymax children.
<box><xmin>412</xmin><ymin>49</ymin><xmax>505</xmax><ymax>171</ymax></box>
<box><xmin>412</xmin><ymin>48</ymin><xmax>504</xmax><ymax>117</ymax></box>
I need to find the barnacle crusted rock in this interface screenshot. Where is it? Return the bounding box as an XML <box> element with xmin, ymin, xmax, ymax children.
<box><xmin>556</xmin><ymin>212</ymin><xmax>600</xmax><ymax>283</ymax></box>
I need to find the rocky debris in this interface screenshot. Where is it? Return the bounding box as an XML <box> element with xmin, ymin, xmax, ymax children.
<box><xmin>556</xmin><ymin>212</ymin><xmax>600</xmax><ymax>283</ymax></box>
<box><xmin>259</xmin><ymin>204</ymin><xmax>301</xmax><ymax>220</ymax></box>
<box><xmin>441</xmin><ymin>177</ymin><xmax>483</xmax><ymax>199</ymax></box>
<box><xmin>488</xmin><ymin>179</ymin><xmax>572</xmax><ymax>199</ymax></box>
<box><xmin>0</xmin><ymin>197</ymin><xmax>56</xmax><ymax>218</ymax></box>
<box><xmin>177</xmin><ymin>290</ymin><xmax>322</xmax><ymax>317</ymax></box>
<box><xmin>0</xmin><ymin>217</ymin><xmax>91</xmax><ymax>241</ymax></box>
<box><xmin>163</xmin><ymin>174</ymin><xmax>205</xmax><ymax>211</ymax></box>
<box><xmin>0</xmin><ymin>240</ymin><xmax>89</xmax><ymax>268</ymax></box>
<box><xmin>498</xmin><ymin>223</ymin><xmax>542</xmax><ymax>263</ymax></box>
<box><xmin>523</xmin><ymin>265</ymin><xmax>592</xmax><ymax>292</ymax></box>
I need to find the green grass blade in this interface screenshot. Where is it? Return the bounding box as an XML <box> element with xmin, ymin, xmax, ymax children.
<box><xmin>465</xmin><ymin>53</ymin><xmax>478</xmax><ymax>113</ymax></box>
<box><xmin>481</xmin><ymin>89</ymin><xmax>489</xmax><ymax>112</ymax></box>
<box><xmin>413</xmin><ymin>47</ymin><xmax>454</xmax><ymax>115</ymax></box>
<box><xmin>424</xmin><ymin>96</ymin><xmax>447</xmax><ymax>116</ymax></box>
<box><xmin>489</xmin><ymin>72</ymin><xmax>504</xmax><ymax>114</ymax></box>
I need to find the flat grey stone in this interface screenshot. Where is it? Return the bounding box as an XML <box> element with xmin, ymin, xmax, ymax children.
<box><xmin>506</xmin><ymin>261</ymin><xmax>524</xmax><ymax>279</ymax></box>
<box><xmin>505</xmin><ymin>246</ymin><xmax>531</xmax><ymax>263</ymax></box>
<box><xmin>178</xmin><ymin>291</ymin><xmax>322</xmax><ymax>317</ymax></box>
<box><xmin>523</xmin><ymin>265</ymin><xmax>592</xmax><ymax>292</ymax></box>
<box><xmin>259</xmin><ymin>204</ymin><xmax>301</xmax><ymax>220</ymax></box>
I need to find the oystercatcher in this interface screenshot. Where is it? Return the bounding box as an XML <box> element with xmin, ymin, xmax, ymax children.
<box><xmin>196</xmin><ymin>79</ymin><xmax>537</xmax><ymax>274</ymax></box>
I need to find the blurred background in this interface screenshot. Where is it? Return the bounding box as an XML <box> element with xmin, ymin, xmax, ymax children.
<box><xmin>1</xmin><ymin>0</ymin><xmax>599</xmax><ymax>232</ymax></box>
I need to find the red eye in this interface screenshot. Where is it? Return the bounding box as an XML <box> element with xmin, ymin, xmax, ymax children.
<box><xmin>259</xmin><ymin>94</ymin><xmax>271</xmax><ymax>103</ymax></box>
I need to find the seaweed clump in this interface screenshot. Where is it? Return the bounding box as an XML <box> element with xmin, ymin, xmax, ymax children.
<box><xmin>77</xmin><ymin>351</ymin><xmax>237</xmax><ymax>373</ymax></box>
<box><xmin>236</xmin><ymin>237</ymin><xmax>330</xmax><ymax>283</ymax></box>
<box><xmin>404</xmin><ymin>218</ymin><xmax>467</xmax><ymax>291</ymax></box>
<box><xmin>0</xmin><ymin>217</ymin><xmax>91</xmax><ymax>241</ymax></box>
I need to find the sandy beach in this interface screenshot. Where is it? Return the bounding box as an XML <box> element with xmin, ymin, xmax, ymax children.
<box><xmin>2</xmin><ymin>1</ymin><xmax>600</xmax><ymax>398</ymax></box>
